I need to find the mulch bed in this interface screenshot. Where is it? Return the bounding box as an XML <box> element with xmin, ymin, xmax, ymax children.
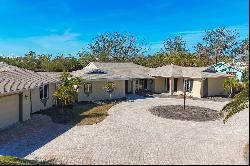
<box><xmin>149</xmin><ymin>105</ymin><xmax>224</xmax><ymax>122</ymax></box>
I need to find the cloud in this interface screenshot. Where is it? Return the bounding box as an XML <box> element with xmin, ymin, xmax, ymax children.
<box><xmin>0</xmin><ymin>29</ymin><xmax>88</xmax><ymax>56</ymax></box>
<box><xmin>173</xmin><ymin>24</ymin><xmax>249</xmax><ymax>52</ymax></box>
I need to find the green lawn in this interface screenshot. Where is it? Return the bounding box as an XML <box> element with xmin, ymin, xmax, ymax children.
<box><xmin>39</xmin><ymin>99</ymin><xmax>124</xmax><ymax>126</ymax></box>
<box><xmin>0</xmin><ymin>156</ymin><xmax>49</xmax><ymax>165</ymax></box>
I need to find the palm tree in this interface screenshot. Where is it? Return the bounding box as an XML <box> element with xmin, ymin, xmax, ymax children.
<box><xmin>222</xmin><ymin>69</ymin><xmax>249</xmax><ymax>123</ymax></box>
<box><xmin>221</xmin><ymin>69</ymin><xmax>249</xmax><ymax>162</ymax></box>
<box><xmin>224</xmin><ymin>77</ymin><xmax>241</xmax><ymax>98</ymax></box>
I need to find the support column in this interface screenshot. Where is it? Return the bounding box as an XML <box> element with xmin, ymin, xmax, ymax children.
<box><xmin>169</xmin><ymin>77</ymin><xmax>174</xmax><ymax>95</ymax></box>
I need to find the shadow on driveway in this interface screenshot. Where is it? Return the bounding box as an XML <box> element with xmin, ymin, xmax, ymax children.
<box><xmin>0</xmin><ymin>114</ymin><xmax>72</xmax><ymax>158</ymax></box>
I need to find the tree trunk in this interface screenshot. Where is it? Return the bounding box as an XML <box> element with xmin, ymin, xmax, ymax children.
<box><xmin>229</xmin><ymin>87</ymin><xmax>233</xmax><ymax>98</ymax></box>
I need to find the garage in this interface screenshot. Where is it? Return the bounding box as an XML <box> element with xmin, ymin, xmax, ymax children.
<box><xmin>0</xmin><ymin>94</ymin><xmax>20</xmax><ymax>129</ymax></box>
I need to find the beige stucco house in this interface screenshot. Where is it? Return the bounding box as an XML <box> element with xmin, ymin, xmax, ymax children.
<box><xmin>71</xmin><ymin>62</ymin><xmax>153</xmax><ymax>101</ymax></box>
<box><xmin>0</xmin><ymin>61</ymin><xmax>232</xmax><ymax>129</ymax></box>
<box><xmin>149</xmin><ymin>64</ymin><xmax>231</xmax><ymax>98</ymax></box>
<box><xmin>0</xmin><ymin>62</ymin><xmax>58</xmax><ymax>129</ymax></box>
<box><xmin>71</xmin><ymin>62</ymin><xmax>231</xmax><ymax>101</ymax></box>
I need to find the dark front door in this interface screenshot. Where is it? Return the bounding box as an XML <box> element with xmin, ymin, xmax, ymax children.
<box><xmin>125</xmin><ymin>80</ymin><xmax>129</xmax><ymax>93</ymax></box>
<box><xmin>174</xmin><ymin>78</ymin><xmax>178</xmax><ymax>92</ymax></box>
<box><xmin>203</xmin><ymin>78</ymin><xmax>208</xmax><ymax>97</ymax></box>
<box><xmin>143</xmin><ymin>79</ymin><xmax>147</xmax><ymax>89</ymax></box>
<box><xmin>165</xmin><ymin>78</ymin><xmax>170</xmax><ymax>92</ymax></box>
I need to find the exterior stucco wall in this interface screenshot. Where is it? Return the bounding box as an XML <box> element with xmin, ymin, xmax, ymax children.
<box><xmin>21</xmin><ymin>90</ymin><xmax>31</xmax><ymax>121</ymax></box>
<box><xmin>176</xmin><ymin>78</ymin><xmax>184</xmax><ymax>94</ymax></box>
<box><xmin>186</xmin><ymin>79</ymin><xmax>202</xmax><ymax>98</ymax></box>
<box><xmin>78</xmin><ymin>80</ymin><xmax>125</xmax><ymax>101</ymax></box>
<box><xmin>0</xmin><ymin>94</ymin><xmax>19</xmax><ymax>129</ymax></box>
<box><xmin>207</xmin><ymin>77</ymin><xmax>226</xmax><ymax>96</ymax></box>
<box><xmin>31</xmin><ymin>83</ymin><xmax>56</xmax><ymax>113</ymax></box>
<box><xmin>154</xmin><ymin>77</ymin><xmax>165</xmax><ymax>93</ymax></box>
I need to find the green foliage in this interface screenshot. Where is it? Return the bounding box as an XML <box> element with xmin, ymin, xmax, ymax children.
<box><xmin>88</xmin><ymin>32</ymin><xmax>147</xmax><ymax>62</ymax></box>
<box><xmin>104</xmin><ymin>82</ymin><xmax>115</xmax><ymax>93</ymax></box>
<box><xmin>233</xmin><ymin>36</ymin><xmax>249</xmax><ymax>62</ymax></box>
<box><xmin>196</xmin><ymin>27</ymin><xmax>239</xmax><ymax>64</ymax></box>
<box><xmin>163</xmin><ymin>35</ymin><xmax>187</xmax><ymax>54</ymax></box>
<box><xmin>53</xmin><ymin>72</ymin><xmax>84</xmax><ymax>109</ymax></box>
<box><xmin>0</xmin><ymin>156</ymin><xmax>47</xmax><ymax>165</ymax></box>
<box><xmin>222</xmin><ymin>68</ymin><xmax>249</xmax><ymax>123</ymax></box>
<box><xmin>224</xmin><ymin>77</ymin><xmax>241</xmax><ymax>97</ymax></box>
<box><xmin>0</xmin><ymin>29</ymin><xmax>248</xmax><ymax>71</ymax></box>
<box><xmin>104</xmin><ymin>82</ymin><xmax>115</xmax><ymax>99</ymax></box>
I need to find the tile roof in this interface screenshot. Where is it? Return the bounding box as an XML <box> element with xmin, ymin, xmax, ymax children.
<box><xmin>149</xmin><ymin>64</ymin><xmax>230</xmax><ymax>78</ymax></box>
<box><xmin>72</xmin><ymin>62</ymin><xmax>153</xmax><ymax>80</ymax></box>
<box><xmin>0</xmin><ymin>62</ymin><xmax>58</xmax><ymax>96</ymax></box>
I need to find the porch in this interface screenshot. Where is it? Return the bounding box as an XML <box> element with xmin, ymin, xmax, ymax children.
<box><xmin>125</xmin><ymin>79</ymin><xmax>154</xmax><ymax>94</ymax></box>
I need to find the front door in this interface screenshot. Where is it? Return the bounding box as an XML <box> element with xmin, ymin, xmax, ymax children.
<box><xmin>203</xmin><ymin>78</ymin><xmax>208</xmax><ymax>97</ymax></box>
<box><xmin>165</xmin><ymin>78</ymin><xmax>170</xmax><ymax>92</ymax></box>
<box><xmin>143</xmin><ymin>79</ymin><xmax>147</xmax><ymax>90</ymax></box>
<box><xmin>174</xmin><ymin>78</ymin><xmax>178</xmax><ymax>92</ymax></box>
<box><xmin>125</xmin><ymin>80</ymin><xmax>129</xmax><ymax>93</ymax></box>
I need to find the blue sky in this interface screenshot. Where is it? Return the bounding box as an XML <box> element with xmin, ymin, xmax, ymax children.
<box><xmin>0</xmin><ymin>0</ymin><xmax>249</xmax><ymax>57</ymax></box>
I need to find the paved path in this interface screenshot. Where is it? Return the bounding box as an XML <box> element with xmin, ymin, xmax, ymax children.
<box><xmin>1</xmin><ymin>97</ymin><xmax>249</xmax><ymax>164</ymax></box>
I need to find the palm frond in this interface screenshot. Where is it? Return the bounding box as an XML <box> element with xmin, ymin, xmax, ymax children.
<box><xmin>222</xmin><ymin>90</ymin><xmax>249</xmax><ymax>123</ymax></box>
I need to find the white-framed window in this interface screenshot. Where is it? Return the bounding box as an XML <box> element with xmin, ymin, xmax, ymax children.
<box><xmin>84</xmin><ymin>83</ymin><xmax>92</xmax><ymax>94</ymax></box>
<box><xmin>39</xmin><ymin>84</ymin><xmax>49</xmax><ymax>100</ymax></box>
<box><xmin>184</xmin><ymin>79</ymin><xmax>193</xmax><ymax>92</ymax></box>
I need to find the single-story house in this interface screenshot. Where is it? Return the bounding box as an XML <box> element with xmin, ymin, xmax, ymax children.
<box><xmin>0</xmin><ymin>62</ymin><xmax>58</xmax><ymax>129</ymax></box>
<box><xmin>0</xmin><ymin>61</ymin><xmax>233</xmax><ymax>128</ymax></box>
<box><xmin>207</xmin><ymin>62</ymin><xmax>245</xmax><ymax>82</ymax></box>
<box><xmin>71</xmin><ymin>62</ymin><xmax>153</xmax><ymax>101</ymax></box>
<box><xmin>149</xmin><ymin>64</ymin><xmax>231</xmax><ymax>98</ymax></box>
<box><xmin>71</xmin><ymin>62</ymin><xmax>232</xmax><ymax>101</ymax></box>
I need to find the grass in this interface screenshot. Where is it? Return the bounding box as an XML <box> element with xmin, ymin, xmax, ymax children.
<box><xmin>243</xmin><ymin>142</ymin><xmax>249</xmax><ymax>163</ymax></box>
<box><xmin>0</xmin><ymin>156</ymin><xmax>51</xmax><ymax>165</ymax></box>
<box><xmin>39</xmin><ymin>99</ymin><xmax>125</xmax><ymax>126</ymax></box>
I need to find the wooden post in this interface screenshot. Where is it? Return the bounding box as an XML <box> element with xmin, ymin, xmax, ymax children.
<box><xmin>184</xmin><ymin>89</ymin><xmax>186</xmax><ymax>110</ymax></box>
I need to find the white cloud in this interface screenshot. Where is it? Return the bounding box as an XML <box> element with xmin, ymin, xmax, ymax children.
<box><xmin>0</xmin><ymin>29</ymin><xmax>88</xmax><ymax>56</ymax></box>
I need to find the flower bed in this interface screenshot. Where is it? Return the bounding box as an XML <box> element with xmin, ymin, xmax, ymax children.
<box><xmin>149</xmin><ymin>105</ymin><xmax>223</xmax><ymax>121</ymax></box>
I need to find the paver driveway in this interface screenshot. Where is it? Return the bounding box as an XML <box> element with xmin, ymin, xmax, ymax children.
<box><xmin>1</xmin><ymin>96</ymin><xmax>249</xmax><ymax>165</ymax></box>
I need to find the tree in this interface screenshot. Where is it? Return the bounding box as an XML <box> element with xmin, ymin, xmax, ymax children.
<box><xmin>233</xmin><ymin>36</ymin><xmax>249</xmax><ymax>62</ymax></box>
<box><xmin>162</xmin><ymin>35</ymin><xmax>187</xmax><ymax>54</ymax></box>
<box><xmin>104</xmin><ymin>82</ymin><xmax>115</xmax><ymax>99</ymax></box>
<box><xmin>199</xmin><ymin>28</ymin><xmax>239</xmax><ymax>64</ymax></box>
<box><xmin>88</xmin><ymin>32</ymin><xmax>148</xmax><ymax>62</ymax></box>
<box><xmin>224</xmin><ymin>77</ymin><xmax>241</xmax><ymax>98</ymax></box>
<box><xmin>38</xmin><ymin>54</ymin><xmax>53</xmax><ymax>72</ymax></box>
<box><xmin>78</xmin><ymin>51</ymin><xmax>97</xmax><ymax>67</ymax></box>
<box><xmin>195</xmin><ymin>42</ymin><xmax>211</xmax><ymax>66</ymax></box>
<box><xmin>53</xmin><ymin>72</ymin><xmax>84</xmax><ymax>111</ymax></box>
<box><xmin>23</xmin><ymin>51</ymin><xmax>38</xmax><ymax>71</ymax></box>
<box><xmin>222</xmin><ymin>68</ymin><xmax>249</xmax><ymax>123</ymax></box>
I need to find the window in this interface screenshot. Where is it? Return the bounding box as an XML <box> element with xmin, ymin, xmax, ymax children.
<box><xmin>184</xmin><ymin>79</ymin><xmax>193</xmax><ymax>92</ymax></box>
<box><xmin>39</xmin><ymin>84</ymin><xmax>49</xmax><ymax>100</ymax></box>
<box><xmin>84</xmin><ymin>83</ymin><xmax>92</xmax><ymax>94</ymax></box>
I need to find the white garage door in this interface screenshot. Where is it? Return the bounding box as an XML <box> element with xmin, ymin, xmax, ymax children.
<box><xmin>0</xmin><ymin>94</ymin><xmax>19</xmax><ymax>129</ymax></box>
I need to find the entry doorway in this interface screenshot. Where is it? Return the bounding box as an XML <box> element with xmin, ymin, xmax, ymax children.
<box><xmin>125</xmin><ymin>80</ymin><xmax>129</xmax><ymax>93</ymax></box>
<box><xmin>174</xmin><ymin>78</ymin><xmax>178</xmax><ymax>92</ymax></box>
<box><xmin>165</xmin><ymin>78</ymin><xmax>170</xmax><ymax>92</ymax></box>
<box><xmin>202</xmin><ymin>78</ymin><xmax>208</xmax><ymax>97</ymax></box>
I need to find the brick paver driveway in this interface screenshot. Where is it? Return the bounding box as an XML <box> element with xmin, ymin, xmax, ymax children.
<box><xmin>1</xmin><ymin>96</ymin><xmax>249</xmax><ymax>165</ymax></box>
